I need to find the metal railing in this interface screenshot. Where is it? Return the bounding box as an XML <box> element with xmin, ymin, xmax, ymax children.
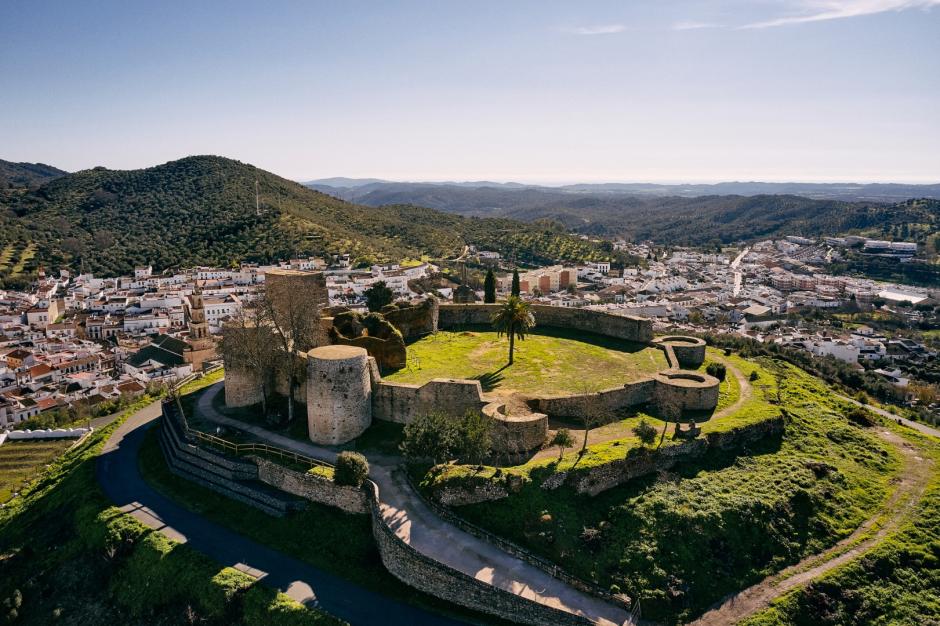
<box><xmin>167</xmin><ymin>395</ymin><xmax>333</xmax><ymax>472</ymax></box>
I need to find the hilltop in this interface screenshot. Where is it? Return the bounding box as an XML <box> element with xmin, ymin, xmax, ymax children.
<box><xmin>0</xmin><ymin>156</ymin><xmax>611</xmax><ymax>284</ymax></box>
<box><xmin>0</xmin><ymin>159</ymin><xmax>67</xmax><ymax>188</ymax></box>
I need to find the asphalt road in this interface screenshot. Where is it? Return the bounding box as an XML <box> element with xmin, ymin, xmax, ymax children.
<box><xmin>95</xmin><ymin>401</ymin><xmax>466</xmax><ymax>626</ymax></box>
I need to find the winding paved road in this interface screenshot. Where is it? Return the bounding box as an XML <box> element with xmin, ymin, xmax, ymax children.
<box><xmin>95</xmin><ymin>401</ymin><xmax>466</xmax><ymax>626</ymax></box>
<box><xmin>197</xmin><ymin>383</ymin><xmax>630</xmax><ymax>626</ymax></box>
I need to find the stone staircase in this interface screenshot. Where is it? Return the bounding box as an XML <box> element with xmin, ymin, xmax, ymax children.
<box><xmin>158</xmin><ymin>403</ymin><xmax>305</xmax><ymax>517</ymax></box>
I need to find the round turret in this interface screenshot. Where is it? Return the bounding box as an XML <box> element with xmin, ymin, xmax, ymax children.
<box><xmin>306</xmin><ymin>345</ymin><xmax>372</xmax><ymax>445</ymax></box>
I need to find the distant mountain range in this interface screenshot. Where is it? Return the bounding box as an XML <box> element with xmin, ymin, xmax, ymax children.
<box><xmin>306</xmin><ymin>178</ymin><xmax>940</xmax><ymax>203</ymax></box>
<box><xmin>0</xmin><ymin>156</ymin><xmax>611</xmax><ymax>286</ymax></box>
<box><xmin>305</xmin><ymin>180</ymin><xmax>939</xmax><ymax>245</ymax></box>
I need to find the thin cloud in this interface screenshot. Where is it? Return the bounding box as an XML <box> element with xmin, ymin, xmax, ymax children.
<box><xmin>566</xmin><ymin>24</ymin><xmax>626</xmax><ymax>35</ymax></box>
<box><xmin>740</xmin><ymin>0</ymin><xmax>940</xmax><ymax>29</ymax></box>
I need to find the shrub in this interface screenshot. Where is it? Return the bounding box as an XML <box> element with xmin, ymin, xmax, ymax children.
<box><xmin>706</xmin><ymin>362</ymin><xmax>727</xmax><ymax>381</ymax></box>
<box><xmin>749</xmin><ymin>371</ymin><xmax>760</xmax><ymax>382</ymax></box>
<box><xmin>846</xmin><ymin>407</ymin><xmax>875</xmax><ymax>427</ymax></box>
<box><xmin>400</xmin><ymin>411</ymin><xmax>459</xmax><ymax>465</ymax></box>
<box><xmin>333</xmin><ymin>452</ymin><xmax>369</xmax><ymax>487</ymax></box>
<box><xmin>632</xmin><ymin>419</ymin><xmax>657</xmax><ymax>446</ymax></box>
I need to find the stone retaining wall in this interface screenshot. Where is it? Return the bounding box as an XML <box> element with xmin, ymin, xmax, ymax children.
<box><xmin>365</xmin><ymin>482</ymin><xmax>593</xmax><ymax>626</ymax></box>
<box><xmin>439</xmin><ymin>303</ymin><xmax>652</xmax><ymax>343</ymax></box>
<box><xmin>566</xmin><ymin>415</ymin><xmax>785</xmax><ymax>496</ymax></box>
<box><xmin>252</xmin><ymin>456</ymin><xmax>368</xmax><ymax>514</ymax></box>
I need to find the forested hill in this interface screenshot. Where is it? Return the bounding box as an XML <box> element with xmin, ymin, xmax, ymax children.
<box><xmin>0</xmin><ymin>156</ymin><xmax>611</xmax><ymax>285</ymax></box>
<box><xmin>0</xmin><ymin>159</ymin><xmax>67</xmax><ymax>188</ymax></box>
<box><xmin>317</xmin><ymin>181</ymin><xmax>939</xmax><ymax>245</ymax></box>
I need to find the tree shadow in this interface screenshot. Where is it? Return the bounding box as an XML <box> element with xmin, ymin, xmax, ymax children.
<box><xmin>472</xmin><ymin>365</ymin><xmax>509</xmax><ymax>392</ymax></box>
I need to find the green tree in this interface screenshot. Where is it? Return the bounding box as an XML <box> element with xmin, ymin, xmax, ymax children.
<box><xmin>632</xmin><ymin>419</ymin><xmax>657</xmax><ymax>446</ymax></box>
<box><xmin>400</xmin><ymin>411</ymin><xmax>459</xmax><ymax>465</ymax></box>
<box><xmin>511</xmin><ymin>268</ymin><xmax>520</xmax><ymax>297</ymax></box>
<box><xmin>706</xmin><ymin>362</ymin><xmax>727</xmax><ymax>381</ymax></box>
<box><xmin>491</xmin><ymin>295</ymin><xmax>535</xmax><ymax>365</ymax></box>
<box><xmin>551</xmin><ymin>428</ymin><xmax>574</xmax><ymax>460</ymax></box>
<box><xmin>333</xmin><ymin>451</ymin><xmax>369</xmax><ymax>487</ymax></box>
<box><xmin>483</xmin><ymin>269</ymin><xmax>496</xmax><ymax>303</ymax></box>
<box><xmin>456</xmin><ymin>410</ymin><xmax>493</xmax><ymax>465</ymax></box>
<box><xmin>364</xmin><ymin>281</ymin><xmax>394</xmax><ymax>312</ymax></box>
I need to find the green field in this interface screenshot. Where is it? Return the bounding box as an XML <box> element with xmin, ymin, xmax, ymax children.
<box><xmin>385</xmin><ymin>328</ymin><xmax>667</xmax><ymax>396</ymax></box>
<box><xmin>0</xmin><ymin>439</ymin><xmax>75</xmax><ymax>503</ymax></box>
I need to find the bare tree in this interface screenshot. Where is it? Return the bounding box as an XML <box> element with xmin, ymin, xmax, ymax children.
<box><xmin>655</xmin><ymin>393</ymin><xmax>683</xmax><ymax>448</ymax></box>
<box><xmin>256</xmin><ymin>277</ymin><xmax>321</xmax><ymax>423</ymax></box>
<box><xmin>576</xmin><ymin>385</ymin><xmax>609</xmax><ymax>455</ymax></box>
<box><xmin>219</xmin><ymin>303</ymin><xmax>277</xmax><ymax>417</ymax></box>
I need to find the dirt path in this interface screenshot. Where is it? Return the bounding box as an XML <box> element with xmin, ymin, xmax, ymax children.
<box><xmin>686</xmin><ymin>427</ymin><xmax>934</xmax><ymax>626</ymax></box>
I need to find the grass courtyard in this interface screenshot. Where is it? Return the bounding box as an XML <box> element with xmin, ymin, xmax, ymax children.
<box><xmin>384</xmin><ymin>327</ymin><xmax>667</xmax><ymax>396</ymax></box>
<box><xmin>0</xmin><ymin>439</ymin><xmax>76</xmax><ymax>503</ymax></box>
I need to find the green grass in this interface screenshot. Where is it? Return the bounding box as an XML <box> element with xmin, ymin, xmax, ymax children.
<box><xmin>385</xmin><ymin>327</ymin><xmax>667</xmax><ymax>396</ymax></box>
<box><xmin>740</xmin><ymin>427</ymin><xmax>940</xmax><ymax>626</ymax></box>
<box><xmin>439</xmin><ymin>358</ymin><xmax>903</xmax><ymax>623</ymax></box>
<box><xmin>0</xmin><ymin>439</ymin><xmax>76</xmax><ymax>503</ymax></box>
<box><xmin>0</xmin><ymin>397</ymin><xmax>340</xmax><ymax>625</ymax></box>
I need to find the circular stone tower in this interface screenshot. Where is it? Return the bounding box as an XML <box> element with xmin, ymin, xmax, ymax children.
<box><xmin>306</xmin><ymin>345</ymin><xmax>372</xmax><ymax>445</ymax></box>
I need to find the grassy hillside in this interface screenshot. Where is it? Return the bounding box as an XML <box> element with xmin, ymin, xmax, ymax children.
<box><xmin>437</xmin><ymin>359</ymin><xmax>908</xmax><ymax>623</ymax></box>
<box><xmin>0</xmin><ymin>155</ymin><xmax>612</xmax><ymax>286</ymax></box>
<box><xmin>0</xmin><ymin>396</ymin><xmax>341</xmax><ymax>626</ymax></box>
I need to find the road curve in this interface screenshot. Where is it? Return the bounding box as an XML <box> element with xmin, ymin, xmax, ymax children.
<box><xmin>95</xmin><ymin>401</ymin><xmax>466</xmax><ymax>626</ymax></box>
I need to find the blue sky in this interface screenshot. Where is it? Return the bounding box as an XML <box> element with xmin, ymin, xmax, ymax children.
<box><xmin>2</xmin><ymin>1</ymin><xmax>938</xmax><ymax>183</ymax></box>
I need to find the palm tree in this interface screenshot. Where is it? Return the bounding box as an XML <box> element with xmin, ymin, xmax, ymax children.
<box><xmin>491</xmin><ymin>296</ymin><xmax>534</xmax><ymax>365</ymax></box>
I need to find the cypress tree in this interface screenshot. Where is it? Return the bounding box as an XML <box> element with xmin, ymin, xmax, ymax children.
<box><xmin>483</xmin><ymin>269</ymin><xmax>496</xmax><ymax>303</ymax></box>
<box><xmin>511</xmin><ymin>268</ymin><xmax>520</xmax><ymax>297</ymax></box>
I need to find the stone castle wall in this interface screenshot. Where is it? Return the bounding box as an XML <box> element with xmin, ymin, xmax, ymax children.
<box><xmin>382</xmin><ymin>297</ymin><xmax>439</xmax><ymax>340</ymax></box>
<box><xmin>365</xmin><ymin>483</ymin><xmax>593</xmax><ymax>626</ymax></box>
<box><xmin>532</xmin><ymin>379</ymin><xmax>657</xmax><ymax>420</ymax></box>
<box><xmin>252</xmin><ymin>456</ymin><xmax>369</xmax><ymax>514</ymax></box>
<box><xmin>372</xmin><ymin>378</ymin><xmax>488</xmax><ymax>424</ymax></box>
<box><xmin>307</xmin><ymin>346</ymin><xmax>372</xmax><ymax>445</ymax></box>
<box><xmin>223</xmin><ymin>366</ymin><xmax>264</xmax><ymax>408</ymax></box>
<box><xmin>438</xmin><ymin>303</ymin><xmax>653</xmax><ymax>343</ymax></box>
<box><xmin>565</xmin><ymin>415</ymin><xmax>785</xmax><ymax>496</ymax></box>
<box><xmin>484</xmin><ymin>403</ymin><xmax>549</xmax><ymax>454</ymax></box>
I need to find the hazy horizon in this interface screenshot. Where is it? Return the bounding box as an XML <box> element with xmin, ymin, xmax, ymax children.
<box><xmin>3</xmin><ymin>1</ymin><xmax>939</xmax><ymax>183</ymax></box>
